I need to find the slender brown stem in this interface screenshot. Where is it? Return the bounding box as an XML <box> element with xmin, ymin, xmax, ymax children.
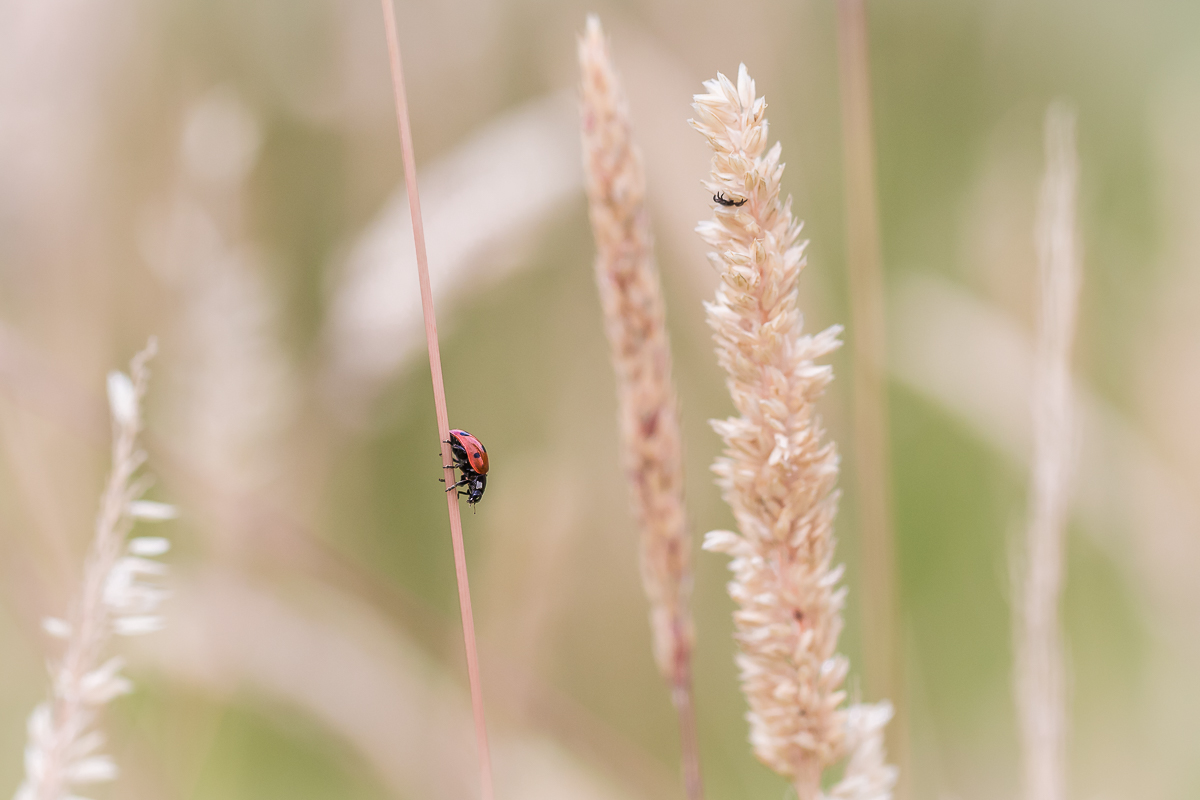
<box><xmin>378</xmin><ymin>3</ymin><xmax>494</xmax><ymax>798</ymax></box>
<box><xmin>835</xmin><ymin>1</ymin><xmax>906</xmax><ymax>790</ymax></box>
<box><xmin>836</xmin><ymin>0</ymin><xmax>908</xmax><ymax>794</ymax></box>
<box><xmin>671</xmin><ymin>650</ymin><xmax>703</xmax><ymax>800</ymax></box>
<box><xmin>792</xmin><ymin>762</ymin><xmax>822</xmax><ymax>800</ymax></box>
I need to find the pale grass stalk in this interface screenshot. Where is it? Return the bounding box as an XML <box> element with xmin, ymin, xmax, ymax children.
<box><xmin>1016</xmin><ymin>103</ymin><xmax>1080</xmax><ymax>800</ymax></box>
<box><xmin>143</xmin><ymin>88</ymin><xmax>298</xmax><ymax>562</ymax></box>
<box><xmin>14</xmin><ymin>339</ymin><xmax>175</xmax><ymax>800</ymax></box>
<box><xmin>892</xmin><ymin>272</ymin><xmax>1200</xmax><ymax>658</ymax></box>
<box><xmin>378</xmin><ymin>3</ymin><xmax>494</xmax><ymax>798</ymax></box>
<box><xmin>834</xmin><ymin>8</ymin><xmax>905</xmax><ymax>789</ymax></box>
<box><xmin>323</xmin><ymin>91</ymin><xmax>580</xmax><ymax>415</ymax></box>
<box><xmin>693</xmin><ymin>66</ymin><xmax>896</xmax><ymax>800</ymax></box>
<box><xmin>577</xmin><ymin>16</ymin><xmax>702</xmax><ymax>800</ymax></box>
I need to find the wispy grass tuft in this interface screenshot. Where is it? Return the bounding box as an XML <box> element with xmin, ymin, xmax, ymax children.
<box><xmin>692</xmin><ymin>65</ymin><xmax>896</xmax><ymax>800</ymax></box>
<box><xmin>577</xmin><ymin>15</ymin><xmax>703</xmax><ymax>800</ymax></box>
<box><xmin>14</xmin><ymin>339</ymin><xmax>175</xmax><ymax>800</ymax></box>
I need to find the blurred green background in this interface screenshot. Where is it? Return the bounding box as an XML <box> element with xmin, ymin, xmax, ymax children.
<box><xmin>2</xmin><ymin>0</ymin><xmax>1199</xmax><ymax>799</ymax></box>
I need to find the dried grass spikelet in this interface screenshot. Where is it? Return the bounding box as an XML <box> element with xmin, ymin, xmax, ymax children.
<box><xmin>15</xmin><ymin>340</ymin><xmax>175</xmax><ymax>800</ymax></box>
<box><xmin>578</xmin><ymin>16</ymin><xmax>702</xmax><ymax>800</ymax></box>
<box><xmin>693</xmin><ymin>65</ymin><xmax>895</xmax><ymax>800</ymax></box>
<box><xmin>578</xmin><ymin>11</ymin><xmax>692</xmax><ymax>691</ymax></box>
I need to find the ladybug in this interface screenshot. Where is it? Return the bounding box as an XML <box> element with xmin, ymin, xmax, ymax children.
<box><xmin>441</xmin><ymin>429</ymin><xmax>489</xmax><ymax>506</ymax></box>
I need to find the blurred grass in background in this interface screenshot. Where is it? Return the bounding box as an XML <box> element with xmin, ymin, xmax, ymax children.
<box><xmin>2</xmin><ymin>0</ymin><xmax>1199</xmax><ymax>799</ymax></box>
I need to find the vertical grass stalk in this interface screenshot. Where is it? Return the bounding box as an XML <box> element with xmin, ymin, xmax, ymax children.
<box><xmin>378</xmin><ymin>3</ymin><xmax>494</xmax><ymax>798</ymax></box>
<box><xmin>835</xmin><ymin>0</ymin><xmax>902</xmax><ymax>724</ymax></box>
<box><xmin>1016</xmin><ymin>103</ymin><xmax>1080</xmax><ymax>800</ymax></box>
<box><xmin>577</xmin><ymin>16</ymin><xmax>703</xmax><ymax>800</ymax></box>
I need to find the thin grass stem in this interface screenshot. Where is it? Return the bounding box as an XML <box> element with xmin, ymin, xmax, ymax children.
<box><xmin>1016</xmin><ymin>102</ymin><xmax>1080</xmax><ymax>800</ymax></box>
<box><xmin>835</xmin><ymin>0</ymin><xmax>900</xmax><ymax>701</ymax></box>
<box><xmin>378</xmin><ymin>3</ymin><xmax>494</xmax><ymax>798</ymax></box>
<box><xmin>834</xmin><ymin>4</ymin><xmax>908</xmax><ymax>795</ymax></box>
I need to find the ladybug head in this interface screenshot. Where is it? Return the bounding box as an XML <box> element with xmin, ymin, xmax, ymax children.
<box><xmin>466</xmin><ymin>473</ymin><xmax>487</xmax><ymax>505</ymax></box>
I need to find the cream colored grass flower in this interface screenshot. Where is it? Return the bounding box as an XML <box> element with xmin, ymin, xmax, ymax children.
<box><xmin>693</xmin><ymin>65</ymin><xmax>895</xmax><ymax>799</ymax></box>
<box><xmin>14</xmin><ymin>341</ymin><xmax>174</xmax><ymax>800</ymax></box>
<box><xmin>579</xmin><ymin>16</ymin><xmax>702</xmax><ymax>799</ymax></box>
<box><xmin>578</xmin><ymin>12</ymin><xmax>693</xmax><ymax>692</ymax></box>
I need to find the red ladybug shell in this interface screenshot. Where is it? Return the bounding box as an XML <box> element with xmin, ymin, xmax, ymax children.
<box><xmin>450</xmin><ymin>429</ymin><xmax>489</xmax><ymax>475</ymax></box>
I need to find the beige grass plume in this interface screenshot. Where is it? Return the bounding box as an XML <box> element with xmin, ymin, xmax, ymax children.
<box><xmin>578</xmin><ymin>16</ymin><xmax>702</xmax><ymax>800</ymax></box>
<box><xmin>14</xmin><ymin>340</ymin><xmax>175</xmax><ymax>800</ymax></box>
<box><xmin>1015</xmin><ymin>102</ymin><xmax>1080</xmax><ymax>800</ymax></box>
<box><xmin>693</xmin><ymin>65</ymin><xmax>896</xmax><ymax>800</ymax></box>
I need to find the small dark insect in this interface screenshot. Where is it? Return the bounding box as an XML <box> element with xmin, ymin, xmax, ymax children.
<box><xmin>440</xmin><ymin>429</ymin><xmax>489</xmax><ymax>507</ymax></box>
<box><xmin>713</xmin><ymin>191</ymin><xmax>747</xmax><ymax>207</ymax></box>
